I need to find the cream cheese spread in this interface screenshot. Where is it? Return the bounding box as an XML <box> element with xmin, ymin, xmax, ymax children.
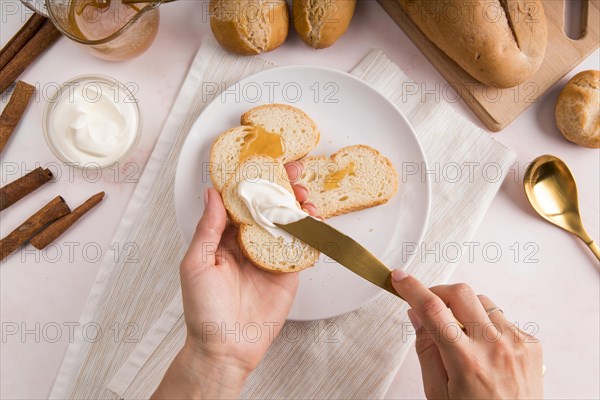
<box><xmin>237</xmin><ymin>178</ymin><xmax>308</xmax><ymax>241</ymax></box>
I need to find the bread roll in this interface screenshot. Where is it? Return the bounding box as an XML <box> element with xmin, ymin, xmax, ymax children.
<box><xmin>293</xmin><ymin>0</ymin><xmax>356</xmax><ymax>49</ymax></box>
<box><xmin>209</xmin><ymin>0</ymin><xmax>289</xmax><ymax>55</ymax></box>
<box><xmin>399</xmin><ymin>0</ymin><xmax>547</xmax><ymax>88</ymax></box>
<box><xmin>555</xmin><ymin>70</ymin><xmax>600</xmax><ymax>149</ymax></box>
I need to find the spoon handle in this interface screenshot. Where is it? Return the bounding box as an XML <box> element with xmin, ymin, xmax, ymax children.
<box><xmin>578</xmin><ymin>230</ymin><xmax>600</xmax><ymax>261</ymax></box>
<box><xmin>586</xmin><ymin>241</ymin><xmax>600</xmax><ymax>262</ymax></box>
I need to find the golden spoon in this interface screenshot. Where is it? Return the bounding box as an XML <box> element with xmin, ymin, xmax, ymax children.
<box><xmin>524</xmin><ymin>155</ymin><xmax>599</xmax><ymax>261</ymax></box>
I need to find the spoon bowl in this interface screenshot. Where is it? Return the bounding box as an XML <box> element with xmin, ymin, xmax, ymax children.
<box><xmin>524</xmin><ymin>155</ymin><xmax>599</xmax><ymax>261</ymax></box>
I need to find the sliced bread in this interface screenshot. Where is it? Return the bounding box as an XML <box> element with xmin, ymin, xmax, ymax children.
<box><xmin>210</xmin><ymin>104</ymin><xmax>320</xmax><ymax>191</ymax></box>
<box><xmin>221</xmin><ymin>154</ymin><xmax>320</xmax><ymax>273</ymax></box>
<box><xmin>300</xmin><ymin>145</ymin><xmax>398</xmax><ymax>218</ymax></box>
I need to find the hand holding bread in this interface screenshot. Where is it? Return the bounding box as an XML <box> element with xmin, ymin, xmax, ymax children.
<box><xmin>166</xmin><ymin>187</ymin><xmax>299</xmax><ymax>400</ymax></box>
<box><xmin>155</xmin><ymin>170</ymin><xmax>321</xmax><ymax>398</ymax></box>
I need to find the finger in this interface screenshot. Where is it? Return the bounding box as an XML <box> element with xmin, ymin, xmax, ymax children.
<box><xmin>408</xmin><ymin>309</ymin><xmax>449</xmax><ymax>399</ymax></box>
<box><xmin>285</xmin><ymin>161</ymin><xmax>304</xmax><ymax>184</ymax></box>
<box><xmin>216</xmin><ymin>225</ymin><xmax>241</xmax><ymax>266</ymax></box>
<box><xmin>302</xmin><ymin>201</ymin><xmax>319</xmax><ymax>217</ymax></box>
<box><xmin>477</xmin><ymin>294</ymin><xmax>513</xmax><ymax>332</ymax></box>
<box><xmin>391</xmin><ymin>269</ymin><xmax>466</xmax><ymax>348</ymax></box>
<box><xmin>183</xmin><ymin>188</ymin><xmax>227</xmax><ymax>269</ymax></box>
<box><xmin>292</xmin><ymin>183</ymin><xmax>309</xmax><ymax>204</ymax></box>
<box><xmin>430</xmin><ymin>284</ymin><xmax>490</xmax><ymax>337</ymax></box>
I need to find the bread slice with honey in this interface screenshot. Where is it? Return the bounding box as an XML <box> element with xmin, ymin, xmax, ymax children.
<box><xmin>221</xmin><ymin>154</ymin><xmax>320</xmax><ymax>273</ymax></box>
<box><xmin>210</xmin><ymin>104</ymin><xmax>320</xmax><ymax>191</ymax></box>
<box><xmin>300</xmin><ymin>145</ymin><xmax>398</xmax><ymax>218</ymax></box>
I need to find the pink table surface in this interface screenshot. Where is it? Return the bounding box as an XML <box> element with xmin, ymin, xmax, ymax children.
<box><xmin>1</xmin><ymin>1</ymin><xmax>598</xmax><ymax>399</ymax></box>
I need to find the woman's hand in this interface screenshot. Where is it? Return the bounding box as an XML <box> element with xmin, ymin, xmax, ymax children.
<box><xmin>391</xmin><ymin>269</ymin><xmax>544</xmax><ymax>399</ymax></box>
<box><xmin>152</xmin><ymin>162</ymin><xmax>316</xmax><ymax>399</ymax></box>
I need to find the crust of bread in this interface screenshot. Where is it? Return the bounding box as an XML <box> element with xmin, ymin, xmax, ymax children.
<box><xmin>399</xmin><ymin>0</ymin><xmax>547</xmax><ymax>88</ymax></box>
<box><xmin>209</xmin><ymin>126</ymin><xmax>244</xmax><ymax>191</ymax></box>
<box><xmin>293</xmin><ymin>0</ymin><xmax>357</xmax><ymax>49</ymax></box>
<box><xmin>555</xmin><ymin>70</ymin><xmax>600</xmax><ymax>149</ymax></box>
<box><xmin>209</xmin><ymin>0</ymin><xmax>289</xmax><ymax>55</ymax></box>
<box><xmin>237</xmin><ymin>224</ymin><xmax>319</xmax><ymax>273</ymax></box>
<box><xmin>240</xmin><ymin>103</ymin><xmax>319</xmax><ymax>143</ymax></box>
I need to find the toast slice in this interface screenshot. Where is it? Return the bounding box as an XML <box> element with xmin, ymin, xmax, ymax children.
<box><xmin>300</xmin><ymin>145</ymin><xmax>398</xmax><ymax>218</ymax></box>
<box><xmin>209</xmin><ymin>104</ymin><xmax>320</xmax><ymax>191</ymax></box>
<box><xmin>221</xmin><ymin>155</ymin><xmax>320</xmax><ymax>273</ymax></box>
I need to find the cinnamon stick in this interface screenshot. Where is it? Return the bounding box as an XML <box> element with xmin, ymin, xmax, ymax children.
<box><xmin>0</xmin><ymin>20</ymin><xmax>61</xmax><ymax>95</ymax></box>
<box><xmin>0</xmin><ymin>81</ymin><xmax>36</xmax><ymax>153</ymax></box>
<box><xmin>0</xmin><ymin>13</ymin><xmax>47</xmax><ymax>71</ymax></box>
<box><xmin>31</xmin><ymin>192</ymin><xmax>105</xmax><ymax>250</ymax></box>
<box><xmin>0</xmin><ymin>167</ymin><xmax>53</xmax><ymax>211</ymax></box>
<box><xmin>0</xmin><ymin>196</ymin><xmax>71</xmax><ymax>261</ymax></box>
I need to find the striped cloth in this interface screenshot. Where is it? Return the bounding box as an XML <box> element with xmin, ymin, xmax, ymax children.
<box><xmin>50</xmin><ymin>37</ymin><xmax>515</xmax><ymax>399</ymax></box>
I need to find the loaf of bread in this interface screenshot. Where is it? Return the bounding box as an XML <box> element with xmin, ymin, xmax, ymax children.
<box><xmin>221</xmin><ymin>155</ymin><xmax>320</xmax><ymax>273</ymax></box>
<box><xmin>300</xmin><ymin>145</ymin><xmax>398</xmax><ymax>218</ymax></box>
<box><xmin>399</xmin><ymin>0</ymin><xmax>547</xmax><ymax>88</ymax></box>
<box><xmin>555</xmin><ymin>70</ymin><xmax>600</xmax><ymax>149</ymax></box>
<box><xmin>209</xmin><ymin>0</ymin><xmax>289</xmax><ymax>55</ymax></box>
<box><xmin>293</xmin><ymin>0</ymin><xmax>356</xmax><ymax>49</ymax></box>
<box><xmin>210</xmin><ymin>104</ymin><xmax>320</xmax><ymax>191</ymax></box>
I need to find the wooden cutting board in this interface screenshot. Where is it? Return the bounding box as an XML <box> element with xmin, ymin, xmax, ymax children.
<box><xmin>378</xmin><ymin>0</ymin><xmax>600</xmax><ymax>131</ymax></box>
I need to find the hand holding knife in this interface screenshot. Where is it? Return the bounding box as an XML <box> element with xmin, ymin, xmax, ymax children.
<box><xmin>276</xmin><ymin>216</ymin><xmax>466</xmax><ymax>330</ymax></box>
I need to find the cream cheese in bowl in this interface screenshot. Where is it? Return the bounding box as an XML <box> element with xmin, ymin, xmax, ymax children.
<box><xmin>43</xmin><ymin>75</ymin><xmax>141</xmax><ymax>168</ymax></box>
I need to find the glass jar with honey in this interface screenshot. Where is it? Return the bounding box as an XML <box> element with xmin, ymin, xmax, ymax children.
<box><xmin>21</xmin><ymin>0</ymin><xmax>161</xmax><ymax>61</ymax></box>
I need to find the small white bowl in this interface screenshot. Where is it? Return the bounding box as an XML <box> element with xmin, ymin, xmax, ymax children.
<box><xmin>43</xmin><ymin>74</ymin><xmax>142</xmax><ymax>169</ymax></box>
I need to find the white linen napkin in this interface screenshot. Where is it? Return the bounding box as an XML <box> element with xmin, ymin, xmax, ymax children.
<box><xmin>51</xmin><ymin>37</ymin><xmax>516</xmax><ymax>399</ymax></box>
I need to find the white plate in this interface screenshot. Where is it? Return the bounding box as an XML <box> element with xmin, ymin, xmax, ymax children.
<box><xmin>175</xmin><ymin>66</ymin><xmax>430</xmax><ymax>321</ymax></box>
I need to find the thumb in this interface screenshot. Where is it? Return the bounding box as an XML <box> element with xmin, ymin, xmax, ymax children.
<box><xmin>182</xmin><ymin>188</ymin><xmax>227</xmax><ymax>269</ymax></box>
<box><xmin>409</xmin><ymin>309</ymin><xmax>449</xmax><ymax>399</ymax></box>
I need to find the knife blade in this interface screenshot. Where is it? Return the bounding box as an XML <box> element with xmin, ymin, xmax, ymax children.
<box><xmin>276</xmin><ymin>216</ymin><xmax>398</xmax><ymax>296</ymax></box>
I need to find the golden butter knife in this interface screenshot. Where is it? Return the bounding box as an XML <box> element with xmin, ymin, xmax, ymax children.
<box><xmin>277</xmin><ymin>216</ymin><xmax>466</xmax><ymax>330</ymax></box>
<box><xmin>276</xmin><ymin>217</ymin><xmax>399</xmax><ymax>296</ymax></box>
